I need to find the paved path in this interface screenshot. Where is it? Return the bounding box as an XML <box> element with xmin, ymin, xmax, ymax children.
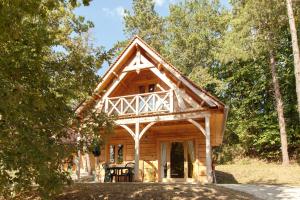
<box><xmin>220</xmin><ymin>184</ymin><xmax>300</xmax><ymax>200</ymax></box>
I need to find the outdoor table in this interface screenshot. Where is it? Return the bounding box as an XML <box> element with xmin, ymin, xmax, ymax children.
<box><xmin>105</xmin><ymin>166</ymin><xmax>134</xmax><ymax>182</ymax></box>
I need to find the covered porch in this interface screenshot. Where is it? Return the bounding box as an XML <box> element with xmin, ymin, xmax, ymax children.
<box><xmin>97</xmin><ymin>111</ymin><xmax>220</xmax><ymax>183</ymax></box>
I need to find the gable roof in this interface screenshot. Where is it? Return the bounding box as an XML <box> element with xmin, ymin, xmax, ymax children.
<box><xmin>76</xmin><ymin>36</ymin><xmax>225</xmax><ymax>114</ymax></box>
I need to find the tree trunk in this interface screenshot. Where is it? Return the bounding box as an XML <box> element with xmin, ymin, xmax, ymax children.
<box><xmin>269</xmin><ymin>51</ymin><xmax>289</xmax><ymax>165</ymax></box>
<box><xmin>286</xmin><ymin>0</ymin><xmax>300</xmax><ymax>118</ymax></box>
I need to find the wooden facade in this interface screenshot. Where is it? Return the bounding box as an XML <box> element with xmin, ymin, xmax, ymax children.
<box><xmin>76</xmin><ymin>36</ymin><xmax>228</xmax><ymax>183</ymax></box>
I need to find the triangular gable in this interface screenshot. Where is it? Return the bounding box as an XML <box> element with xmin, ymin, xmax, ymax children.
<box><xmin>77</xmin><ymin>36</ymin><xmax>225</xmax><ymax>114</ymax></box>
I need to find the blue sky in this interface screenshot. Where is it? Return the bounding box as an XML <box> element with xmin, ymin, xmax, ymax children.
<box><xmin>75</xmin><ymin>0</ymin><xmax>174</xmax><ymax>50</ymax></box>
<box><xmin>74</xmin><ymin>0</ymin><xmax>229</xmax><ymax>74</ymax></box>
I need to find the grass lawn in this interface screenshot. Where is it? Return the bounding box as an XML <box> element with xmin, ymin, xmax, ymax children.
<box><xmin>55</xmin><ymin>183</ymin><xmax>259</xmax><ymax>200</ymax></box>
<box><xmin>216</xmin><ymin>158</ymin><xmax>300</xmax><ymax>186</ymax></box>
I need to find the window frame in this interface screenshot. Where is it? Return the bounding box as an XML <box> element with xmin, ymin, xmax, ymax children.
<box><xmin>108</xmin><ymin>143</ymin><xmax>124</xmax><ymax>164</ymax></box>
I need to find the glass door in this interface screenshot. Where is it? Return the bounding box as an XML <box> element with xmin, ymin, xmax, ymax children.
<box><xmin>160</xmin><ymin>143</ymin><xmax>167</xmax><ymax>178</ymax></box>
<box><xmin>170</xmin><ymin>142</ymin><xmax>184</xmax><ymax>178</ymax></box>
<box><xmin>160</xmin><ymin>140</ymin><xmax>195</xmax><ymax>180</ymax></box>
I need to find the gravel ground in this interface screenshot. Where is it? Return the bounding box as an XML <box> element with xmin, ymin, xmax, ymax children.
<box><xmin>55</xmin><ymin>183</ymin><xmax>259</xmax><ymax>200</ymax></box>
<box><xmin>220</xmin><ymin>184</ymin><xmax>300</xmax><ymax>200</ymax></box>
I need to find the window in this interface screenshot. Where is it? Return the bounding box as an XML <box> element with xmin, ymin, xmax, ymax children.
<box><xmin>148</xmin><ymin>84</ymin><xmax>155</xmax><ymax>92</ymax></box>
<box><xmin>117</xmin><ymin>144</ymin><xmax>123</xmax><ymax>163</ymax></box>
<box><xmin>109</xmin><ymin>145</ymin><xmax>115</xmax><ymax>163</ymax></box>
<box><xmin>138</xmin><ymin>84</ymin><xmax>156</xmax><ymax>93</ymax></box>
<box><xmin>109</xmin><ymin>144</ymin><xmax>124</xmax><ymax>164</ymax></box>
<box><xmin>139</xmin><ymin>85</ymin><xmax>146</xmax><ymax>93</ymax></box>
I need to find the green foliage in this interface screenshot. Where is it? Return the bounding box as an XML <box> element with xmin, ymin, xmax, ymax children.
<box><xmin>217</xmin><ymin>0</ymin><xmax>300</xmax><ymax>162</ymax></box>
<box><xmin>0</xmin><ymin>0</ymin><xmax>113</xmax><ymax>199</ymax></box>
<box><xmin>123</xmin><ymin>0</ymin><xmax>226</xmax><ymax>94</ymax></box>
<box><xmin>163</xmin><ymin>0</ymin><xmax>228</xmax><ymax>94</ymax></box>
<box><xmin>122</xmin><ymin>0</ymin><xmax>300</xmax><ymax>162</ymax></box>
<box><xmin>124</xmin><ymin>0</ymin><xmax>165</xmax><ymax>52</ymax></box>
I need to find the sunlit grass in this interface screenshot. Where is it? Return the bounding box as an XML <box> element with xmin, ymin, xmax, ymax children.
<box><xmin>216</xmin><ymin>158</ymin><xmax>300</xmax><ymax>185</ymax></box>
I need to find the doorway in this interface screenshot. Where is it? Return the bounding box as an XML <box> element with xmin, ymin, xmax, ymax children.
<box><xmin>160</xmin><ymin>140</ymin><xmax>195</xmax><ymax>181</ymax></box>
<box><xmin>170</xmin><ymin>142</ymin><xmax>184</xmax><ymax>178</ymax></box>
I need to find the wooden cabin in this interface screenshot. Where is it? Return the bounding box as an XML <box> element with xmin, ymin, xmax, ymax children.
<box><xmin>76</xmin><ymin>36</ymin><xmax>228</xmax><ymax>183</ymax></box>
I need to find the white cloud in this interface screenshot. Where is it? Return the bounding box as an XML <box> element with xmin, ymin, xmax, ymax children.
<box><xmin>153</xmin><ymin>0</ymin><xmax>164</xmax><ymax>6</ymax></box>
<box><xmin>102</xmin><ymin>8</ymin><xmax>115</xmax><ymax>16</ymax></box>
<box><xmin>101</xmin><ymin>6</ymin><xmax>126</xmax><ymax>18</ymax></box>
<box><xmin>115</xmin><ymin>6</ymin><xmax>125</xmax><ymax>17</ymax></box>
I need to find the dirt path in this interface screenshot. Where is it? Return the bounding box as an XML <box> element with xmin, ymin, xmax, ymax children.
<box><xmin>55</xmin><ymin>183</ymin><xmax>259</xmax><ymax>200</ymax></box>
<box><xmin>220</xmin><ymin>184</ymin><xmax>300</xmax><ymax>200</ymax></box>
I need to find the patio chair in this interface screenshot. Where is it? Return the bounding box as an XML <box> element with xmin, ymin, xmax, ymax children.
<box><xmin>103</xmin><ymin>164</ymin><xmax>114</xmax><ymax>182</ymax></box>
<box><xmin>123</xmin><ymin>162</ymin><xmax>135</xmax><ymax>182</ymax></box>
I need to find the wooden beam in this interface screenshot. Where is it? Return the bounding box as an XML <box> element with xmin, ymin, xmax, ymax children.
<box><xmin>140</xmin><ymin>54</ymin><xmax>153</xmax><ymax>65</ymax></box>
<box><xmin>119</xmin><ymin>124</ymin><xmax>135</xmax><ymax>139</ymax></box>
<box><xmin>176</xmin><ymin>89</ymin><xmax>199</xmax><ymax>109</ymax></box>
<box><xmin>150</xmin><ymin>67</ymin><xmax>174</xmax><ymax>89</ymax></box>
<box><xmin>150</xmin><ymin>67</ymin><xmax>187</xmax><ymax>110</ymax></box>
<box><xmin>187</xmin><ymin>119</ymin><xmax>206</xmax><ymax>137</ymax></box>
<box><xmin>112</xmin><ymin>71</ymin><xmax>129</xmax><ymax>89</ymax></box>
<box><xmin>95</xmin><ymin>72</ymin><xmax>128</xmax><ymax>109</ymax></box>
<box><xmin>76</xmin><ymin>150</ymin><xmax>81</xmax><ymax>180</ymax></box>
<box><xmin>184</xmin><ymin>142</ymin><xmax>188</xmax><ymax>179</ymax></box>
<box><xmin>150</xmin><ymin>67</ymin><xmax>199</xmax><ymax>110</ymax></box>
<box><xmin>85</xmin><ymin>153</ymin><xmax>92</xmax><ymax>175</ymax></box>
<box><xmin>123</xmin><ymin>63</ymin><xmax>155</xmax><ymax>72</ymax></box>
<box><xmin>174</xmin><ymin>89</ymin><xmax>187</xmax><ymax>110</ymax></box>
<box><xmin>127</xmin><ymin>55</ymin><xmax>138</xmax><ymax>68</ymax></box>
<box><xmin>94</xmin><ymin>38</ymin><xmax>138</xmax><ymax>93</ymax></box>
<box><xmin>134</xmin><ymin>122</ymin><xmax>140</xmax><ymax>181</ymax></box>
<box><xmin>167</xmin><ymin>142</ymin><xmax>171</xmax><ymax>179</ymax></box>
<box><xmin>136</xmin><ymin>45</ymin><xmax>141</xmax><ymax>65</ymax></box>
<box><xmin>205</xmin><ymin>116</ymin><xmax>213</xmax><ymax>183</ymax></box>
<box><xmin>176</xmin><ymin>80</ymin><xmax>182</xmax><ymax>88</ymax></box>
<box><xmin>112</xmin><ymin>71</ymin><xmax>118</xmax><ymax>78</ymax></box>
<box><xmin>156</xmin><ymin>83</ymin><xmax>166</xmax><ymax>91</ymax></box>
<box><xmin>115</xmin><ymin>112</ymin><xmax>210</xmax><ymax>125</ymax></box>
<box><xmin>104</xmin><ymin>72</ymin><xmax>128</xmax><ymax>99</ymax></box>
<box><xmin>158</xmin><ymin>63</ymin><xmax>163</xmax><ymax>71</ymax></box>
<box><xmin>220</xmin><ymin>106</ymin><xmax>229</xmax><ymax>142</ymax></box>
<box><xmin>120</xmin><ymin>82</ymin><xmax>129</xmax><ymax>89</ymax></box>
<box><xmin>136</xmin><ymin>39</ymin><xmax>218</xmax><ymax>107</ymax></box>
<box><xmin>139</xmin><ymin>122</ymin><xmax>156</xmax><ymax>140</ymax></box>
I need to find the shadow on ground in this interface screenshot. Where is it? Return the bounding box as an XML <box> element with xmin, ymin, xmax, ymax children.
<box><xmin>215</xmin><ymin>170</ymin><xmax>238</xmax><ymax>184</ymax></box>
<box><xmin>55</xmin><ymin>183</ymin><xmax>259</xmax><ymax>200</ymax></box>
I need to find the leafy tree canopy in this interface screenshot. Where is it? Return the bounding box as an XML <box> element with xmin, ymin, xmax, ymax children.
<box><xmin>121</xmin><ymin>0</ymin><xmax>300</xmax><ymax>162</ymax></box>
<box><xmin>0</xmin><ymin>0</ymin><xmax>113</xmax><ymax>199</ymax></box>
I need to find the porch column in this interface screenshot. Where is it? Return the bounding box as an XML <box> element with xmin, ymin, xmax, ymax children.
<box><xmin>75</xmin><ymin>150</ymin><xmax>81</xmax><ymax>180</ymax></box>
<box><xmin>85</xmin><ymin>153</ymin><xmax>92</xmax><ymax>175</ymax></box>
<box><xmin>205</xmin><ymin>116</ymin><xmax>213</xmax><ymax>183</ymax></box>
<box><xmin>134</xmin><ymin>122</ymin><xmax>140</xmax><ymax>181</ymax></box>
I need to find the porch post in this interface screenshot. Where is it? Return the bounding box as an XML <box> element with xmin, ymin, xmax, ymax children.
<box><xmin>86</xmin><ymin>153</ymin><xmax>92</xmax><ymax>175</ymax></box>
<box><xmin>76</xmin><ymin>150</ymin><xmax>81</xmax><ymax>180</ymax></box>
<box><xmin>134</xmin><ymin>121</ymin><xmax>140</xmax><ymax>181</ymax></box>
<box><xmin>205</xmin><ymin>116</ymin><xmax>213</xmax><ymax>183</ymax></box>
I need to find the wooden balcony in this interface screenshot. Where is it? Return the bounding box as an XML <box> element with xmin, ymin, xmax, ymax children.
<box><xmin>104</xmin><ymin>90</ymin><xmax>174</xmax><ymax>117</ymax></box>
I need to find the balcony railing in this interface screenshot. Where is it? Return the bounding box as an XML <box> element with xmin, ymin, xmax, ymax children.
<box><xmin>104</xmin><ymin>90</ymin><xmax>174</xmax><ymax>116</ymax></box>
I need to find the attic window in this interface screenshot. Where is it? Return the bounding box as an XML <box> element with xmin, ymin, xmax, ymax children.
<box><xmin>149</xmin><ymin>84</ymin><xmax>155</xmax><ymax>92</ymax></box>
<box><xmin>139</xmin><ymin>84</ymin><xmax>155</xmax><ymax>93</ymax></box>
<box><xmin>139</xmin><ymin>86</ymin><xmax>146</xmax><ymax>93</ymax></box>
